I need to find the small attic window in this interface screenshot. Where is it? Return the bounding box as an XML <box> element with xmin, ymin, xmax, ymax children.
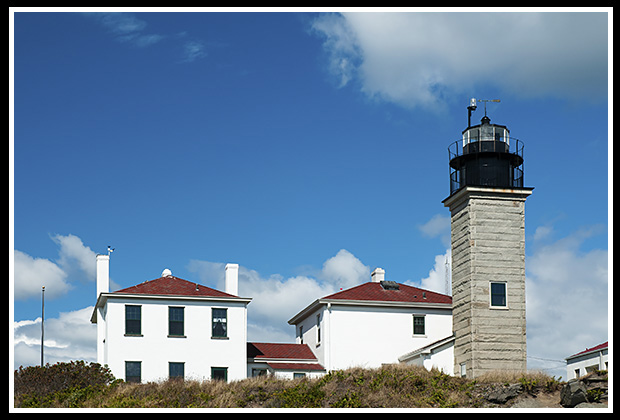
<box><xmin>380</xmin><ymin>281</ymin><xmax>399</xmax><ymax>290</ymax></box>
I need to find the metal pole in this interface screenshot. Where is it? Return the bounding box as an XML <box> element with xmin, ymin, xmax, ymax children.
<box><xmin>41</xmin><ymin>286</ymin><xmax>45</xmax><ymax>367</ymax></box>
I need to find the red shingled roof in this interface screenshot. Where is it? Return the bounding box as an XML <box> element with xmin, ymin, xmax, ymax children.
<box><xmin>567</xmin><ymin>341</ymin><xmax>608</xmax><ymax>359</ymax></box>
<box><xmin>266</xmin><ymin>362</ymin><xmax>325</xmax><ymax>371</ymax></box>
<box><xmin>247</xmin><ymin>342</ymin><xmax>318</xmax><ymax>360</ymax></box>
<box><xmin>322</xmin><ymin>282</ymin><xmax>452</xmax><ymax>304</ymax></box>
<box><xmin>114</xmin><ymin>275</ymin><xmax>238</xmax><ymax>298</ymax></box>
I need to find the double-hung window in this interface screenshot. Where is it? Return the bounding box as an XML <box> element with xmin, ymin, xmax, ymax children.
<box><xmin>125</xmin><ymin>305</ymin><xmax>141</xmax><ymax>335</ymax></box>
<box><xmin>413</xmin><ymin>315</ymin><xmax>426</xmax><ymax>336</ymax></box>
<box><xmin>169</xmin><ymin>362</ymin><xmax>184</xmax><ymax>380</ymax></box>
<box><xmin>490</xmin><ymin>282</ymin><xmax>507</xmax><ymax>308</ymax></box>
<box><xmin>211</xmin><ymin>367</ymin><xmax>227</xmax><ymax>381</ymax></box>
<box><xmin>212</xmin><ymin>308</ymin><xmax>227</xmax><ymax>338</ymax></box>
<box><xmin>169</xmin><ymin>307</ymin><xmax>185</xmax><ymax>337</ymax></box>
<box><xmin>125</xmin><ymin>361</ymin><xmax>141</xmax><ymax>383</ymax></box>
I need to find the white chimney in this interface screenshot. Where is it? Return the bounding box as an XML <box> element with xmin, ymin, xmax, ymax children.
<box><xmin>225</xmin><ymin>263</ymin><xmax>239</xmax><ymax>296</ymax></box>
<box><xmin>96</xmin><ymin>254</ymin><xmax>110</xmax><ymax>298</ymax></box>
<box><xmin>371</xmin><ymin>267</ymin><xmax>385</xmax><ymax>283</ymax></box>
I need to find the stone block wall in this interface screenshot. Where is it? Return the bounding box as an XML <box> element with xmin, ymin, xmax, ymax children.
<box><xmin>444</xmin><ymin>187</ymin><xmax>532</xmax><ymax>378</ymax></box>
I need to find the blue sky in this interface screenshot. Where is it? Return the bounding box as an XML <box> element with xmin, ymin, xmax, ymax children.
<box><xmin>11</xmin><ymin>9</ymin><xmax>610</xmax><ymax>378</ymax></box>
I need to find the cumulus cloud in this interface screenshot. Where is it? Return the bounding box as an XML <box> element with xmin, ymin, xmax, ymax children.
<box><xmin>189</xmin><ymin>249</ymin><xmax>370</xmax><ymax>342</ymax></box>
<box><xmin>14</xmin><ymin>234</ymin><xmax>97</xmax><ymax>300</ymax></box>
<box><xmin>311</xmin><ymin>12</ymin><xmax>608</xmax><ymax>109</ymax></box>
<box><xmin>321</xmin><ymin>249</ymin><xmax>371</xmax><ymax>290</ymax></box>
<box><xmin>14</xmin><ymin>229</ymin><xmax>607</xmax><ymax>375</ymax></box>
<box><xmin>410</xmin><ymin>248</ymin><xmax>452</xmax><ymax>296</ymax></box>
<box><xmin>525</xmin><ymin>226</ymin><xmax>608</xmax><ymax>377</ymax></box>
<box><xmin>53</xmin><ymin>234</ymin><xmax>97</xmax><ymax>282</ymax></box>
<box><xmin>14</xmin><ymin>250</ymin><xmax>70</xmax><ymax>300</ymax></box>
<box><xmin>13</xmin><ymin>306</ymin><xmax>97</xmax><ymax>369</ymax></box>
<box><xmin>418</xmin><ymin>213</ymin><xmax>451</xmax><ymax>248</ymax></box>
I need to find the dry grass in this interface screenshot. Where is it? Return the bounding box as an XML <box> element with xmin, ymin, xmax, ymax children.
<box><xmin>86</xmin><ymin>364</ymin><xmax>481</xmax><ymax>408</ymax></box>
<box><xmin>15</xmin><ymin>364</ymin><xmax>564</xmax><ymax>408</ymax></box>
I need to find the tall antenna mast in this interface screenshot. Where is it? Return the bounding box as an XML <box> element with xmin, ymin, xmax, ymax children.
<box><xmin>444</xmin><ymin>254</ymin><xmax>450</xmax><ymax>295</ymax></box>
<box><xmin>41</xmin><ymin>286</ymin><xmax>45</xmax><ymax>367</ymax></box>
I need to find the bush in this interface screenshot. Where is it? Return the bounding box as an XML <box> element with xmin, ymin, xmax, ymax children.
<box><xmin>14</xmin><ymin>360</ymin><xmax>117</xmax><ymax>407</ymax></box>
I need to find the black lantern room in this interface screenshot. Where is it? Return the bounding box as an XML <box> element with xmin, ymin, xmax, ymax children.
<box><xmin>448</xmin><ymin>99</ymin><xmax>524</xmax><ymax>195</ymax></box>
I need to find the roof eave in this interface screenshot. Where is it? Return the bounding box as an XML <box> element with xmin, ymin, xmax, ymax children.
<box><xmin>100</xmin><ymin>291</ymin><xmax>252</xmax><ymax>303</ymax></box>
<box><xmin>288</xmin><ymin>297</ymin><xmax>452</xmax><ymax>325</ymax></box>
<box><xmin>565</xmin><ymin>345</ymin><xmax>609</xmax><ymax>361</ymax></box>
<box><xmin>91</xmin><ymin>291</ymin><xmax>252</xmax><ymax>323</ymax></box>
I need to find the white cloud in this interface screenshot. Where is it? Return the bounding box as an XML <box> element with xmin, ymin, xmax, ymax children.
<box><xmin>14</xmin><ymin>230</ymin><xmax>607</xmax><ymax>377</ymax></box>
<box><xmin>321</xmin><ymin>249</ymin><xmax>371</xmax><ymax>290</ymax></box>
<box><xmin>311</xmin><ymin>12</ymin><xmax>608</xmax><ymax>109</ymax></box>
<box><xmin>525</xmin><ymin>226</ymin><xmax>608</xmax><ymax>377</ymax></box>
<box><xmin>84</xmin><ymin>12</ymin><xmax>208</xmax><ymax>63</ymax></box>
<box><xmin>53</xmin><ymin>234</ymin><xmax>97</xmax><ymax>281</ymax></box>
<box><xmin>14</xmin><ymin>250</ymin><xmax>70</xmax><ymax>300</ymax></box>
<box><xmin>418</xmin><ymin>213</ymin><xmax>451</xmax><ymax>248</ymax></box>
<box><xmin>85</xmin><ymin>12</ymin><xmax>165</xmax><ymax>48</ymax></box>
<box><xmin>411</xmin><ymin>248</ymin><xmax>452</xmax><ymax>296</ymax></box>
<box><xmin>13</xmin><ymin>306</ymin><xmax>97</xmax><ymax>369</ymax></box>
<box><xmin>189</xmin><ymin>249</ymin><xmax>370</xmax><ymax>342</ymax></box>
<box><xmin>182</xmin><ymin>40</ymin><xmax>207</xmax><ymax>63</ymax></box>
<box><xmin>95</xmin><ymin>12</ymin><xmax>147</xmax><ymax>35</ymax></box>
<box><xmin>14</xmin><ymin>234</ymin><xmax>98</xmax><ymax>300</ymax></box>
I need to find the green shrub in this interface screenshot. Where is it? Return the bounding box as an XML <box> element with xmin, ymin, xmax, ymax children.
<box><xmin>14</xmin><ymin>360</ymin><xmax>117</xmax><ymax>407</ymax></box>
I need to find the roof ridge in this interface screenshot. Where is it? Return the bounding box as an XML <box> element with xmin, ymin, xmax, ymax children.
<box><xmin>321</xmin><ymin>281</ymin><xmax>452</xmax><ymax>304</ymax></box>
<box><xmin>113</xmin><ymin>275</ymin><xmax>239</xmax><ymax>298</ymax></box>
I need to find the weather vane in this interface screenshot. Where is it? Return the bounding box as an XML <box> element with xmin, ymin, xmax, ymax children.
<box><xmin>467</xmin><ymin>98</ymin><xmax>500</xmax><ymax>127</ymax></box>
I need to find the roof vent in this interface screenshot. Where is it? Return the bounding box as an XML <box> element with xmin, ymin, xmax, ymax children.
<box><xmin>161</xmin><ymin>268</ymin><xmax>172</xmax><ymax>277</ymax></box>
<box><xmin>380</xmin><ymin>280</ymin><xmax>400</xmax><ymax>290</ymax></box>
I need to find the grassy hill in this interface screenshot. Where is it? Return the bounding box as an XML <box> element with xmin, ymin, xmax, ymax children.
<box><xmin>14</xmin><ymin>361</ymin><xmax>568</xmax><ymax>408</ymax></box>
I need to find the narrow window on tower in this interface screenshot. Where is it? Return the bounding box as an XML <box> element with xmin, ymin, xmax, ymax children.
<box><xmin>490</xmin><ymin>282</ymin><xmax>507</xmax><ymax>308</ymax></box>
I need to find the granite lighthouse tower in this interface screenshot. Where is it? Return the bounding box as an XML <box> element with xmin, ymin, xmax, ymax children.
<box><xmin>443</xmin><ymin>99</ymin><xmax>533</xmax><ymax>378</ymax></box>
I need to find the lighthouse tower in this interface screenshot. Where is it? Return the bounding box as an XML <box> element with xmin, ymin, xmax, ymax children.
<box><xmin>443</xmin><ymin>99</ymin><xmax>533</xmax><ymax>378</ymax></box>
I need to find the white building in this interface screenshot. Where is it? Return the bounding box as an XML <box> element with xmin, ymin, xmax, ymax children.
<box><xmin>90</xmin><ymin>255</ymin><xmax>251</xmax><ymax>383</ymax></box>
<box><xmin>247</xmin><ymin>342</ymin><xmax>325</xmax><ymax>379</ymax></box>
<box><xmin>91</xmin><ymin>256</ymin><xmax>453</xmax><ymax>382</ymax></box>
<box><xmin>565</xmin><ymin>341</ymin><xmax>608</xmax><ymax>380</ymax></box>
<box><xmin>287</xmin><ymin>268</ymin><xmax>454</xmax><ymax>374</ymax></box>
